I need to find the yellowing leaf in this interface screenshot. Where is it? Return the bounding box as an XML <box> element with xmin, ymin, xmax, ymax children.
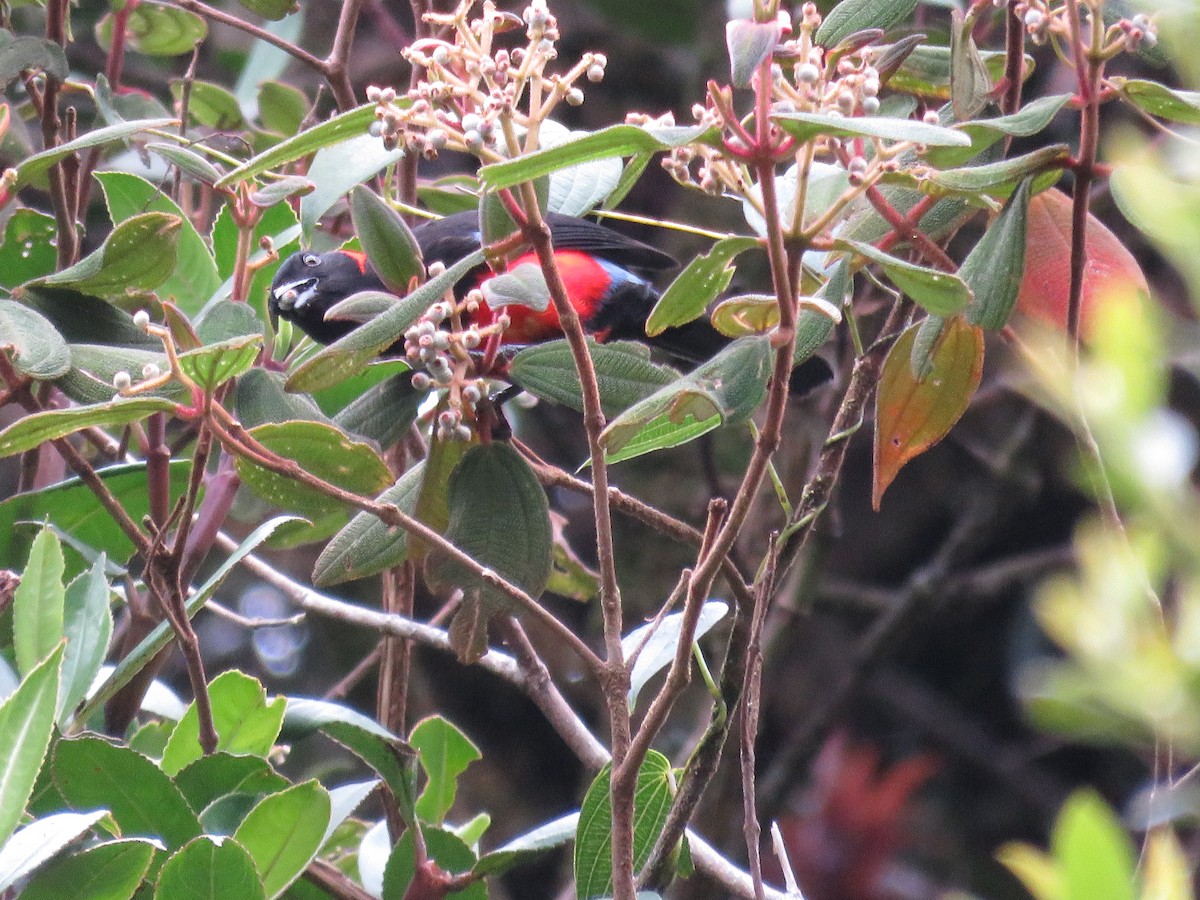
<box><xmin>873</xmin><ymin>315</ymin><xmax>983</xmax><ymax>509</ymax></box>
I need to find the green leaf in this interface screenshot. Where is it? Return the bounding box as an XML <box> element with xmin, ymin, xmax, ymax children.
<box><xmin>479</xmin><ymin>124</ymin><xmax>718</xmax><ymax>191</ymax></box>
<box><xmin>78</xmin><ymin>516</ymin><xmax>298</xmax><ymax>721</ymax></box>
<box><xmin>480</xmin><ymin>262</ymin><xmax>551</xmax><ymax>312</ymax></box>
<box><xmin>542</xmin><ymin>121</ymin><xmax>623</xmax><ymax>216</ymax></box>
<box><xmin>20</xmin><ymin>288</ymin><xmax>162</xmax><ymax>348</ymax></box>
<box><xmin>53</xmin><ymin>736</ymin><xmax>201</xmax><ymax>848</ymax></box>
<box><xmin>0</xmin><ymin>397</ymin><xmax>177</xmax><ymax>459</ymax></box>
<box><xmin>1052</xmin><ymin>790</ymin><xmax>1136</xmax><ymax>900</ymax></box>
<box><xmin>772</xmin><ymin>110</ymin><xmax>972</xmax><ymax>148</ymax></box>
<box><xmin>0</xmin><ymin>33</ymin><xmax>67</xmax><ymax>85</ymax></box>
<box><xmin>95</xmin><ymin>2</ymin><xmax>206</xmax><ymax>56</ymax></box>
<box><xmin>349</xmin><ymin>186</ymin><xmax>423</xmax><ymax>293</ymax></box>
<box><xmin>815</xmin><ymin>0</ymin><xmax>917</xmax><ymax>47</ymax></box>
<box><xmin>94</xmin><ymin>172</ymin><xmax>222</xmax><ymax>314</ymax></box>
<box><xmin>926</xmin><ymin>144</ymin><xmax>1070</xmax><ymax>195</ymax></box>
<box><xmin>1115</xmin><ymin>77</ymin><xmax>1200</xmax><ymax>124</ymax></box>
<box><xmin>216</xmin><ymin>104</ymin><xmax>376</xmax><ymax>188</ymax></box>
<box><xmin>300</xmin><ymin>134</ymin><xmax>406</xmax><ymax>239</ymax></box>
<box><xmin>473</xmin><ymin>812</ymin><xmax>578</xmax><ymax>878</ymax></box>
<box><xmin>178</xmin><ymin>334</ymin><xmax>262</xmax><ymax>391</ymax></box>
<box><xmin>250</xmin><ymin>176</ymin><xmax>314</xmax><ymax>208</ymax></box>
<box><xmin>233</xmin><ymin>780</ymin><xmax>330</xmax><ymax>899</ymax></box>
<box><xmin>0</xmin><ymin>209</ymin><xmax>58</xmax><ymax>289</ymax></box>
<box><xmin>234</xmin><ymin>420</ymin><xmax>392</xmax><ymax>520</ymax></box>
<box><xmin>31</xmin><ymin>212</ymin><xmax>182</xmax><ymax>298</ymax></box>
<box><xmin>410</xmin><ymin>716</ymin><xmax>481</xmax><ymax>826</ymax></box>
<box><xmin>0</xmin><ymin>643</ymin><xmax>64</xmax><ymax>849</ymax></box>
<box><xmin>646</xmin><ymin>236</ymin><xmax>758</xmax><ymax>335</ymax></box>
<box><xmin>842</xmin><ymin>240</ymin><xmax>972</xmax><ymax>316</ymax></box>
<box><xmin>13</xmin><ymin>526</ymin><xmax>66</xmax><ymax>676</ymax></box>
<box><xmin>15</xmin><ymin>118</ymin><xmax>177</xmax><ymax>190</ymax></box>
<box><xmin>171</xmin><ymin>79</ymin><xmax>245</xmax><ymax>129</ymax></box>
<box><xmin>55</xmin><ymin>345</ymin><xmax>180</xmax><ymax>407</ymax></box>
<box><xmin>888</xmin><ymin>45</ymin><xmax>1032</xmax><ymax>101</ymax></box>
<box><xmin>624</xmin><ymin>600</ymin><xmax>728</xmax><ymax>711</ymax></box>
<box><xmin>257</xmin><ymin>82</ymin><xmax>308</xmax><ymax>135</ymax></box>
<box><xmin>382</xmin><ymin>825</ymin><xmax>485</xmax><ymax>900</ymax></box>
<box><xmin>174</xmin><ymin>754</ymin><xmax>289</xmax><ymax>814</ymax></box>
<box><xmin>726</xmin><ymin>18</ymin><xmax>781</xmax><ymax>89</ymax></box>
<box><xmin>20</xmin><ymin>839</ymin><xmax>156</xmax><ymax>900</ymax></box>
<box><xmin>312</xmin><ymin>461</ymin><xmax>426</xmax><ymax>587</ymax></box>
<box><xmin>0</xmin><ymin>299</ymin><xmax>70</xmax><ymax>380</ymax></box>
<box><xmin>323</xmin><ymin>779</ymin><xmax>378</xmax><ymax>846</ymax></box>
<box><xmin>949</xmin><ymin>9</ymin><xmax>991</xmax><ymax>121</ymax></box>
<box><xmin>155</xmin><ymin>836</ymin><xmax>265</xmax><ymax>900</ymax></box>
<box><xmin>235</xmin><ymin>0</ymin><xmax>297</xmax><ymax>21</ymax></box>
<box><xmin>282</xmin><ymin>699</ymin><xmax>416</xmax><ymax>824</ymax></box>
<box><xmin>962</xmin><ymin>177</ymin><xmax>1031</xmax><ymax>329</ymax></box>
<box><xmin>601</xmin><ymin>336</ymin><xmax>772</xmax><ymax>459</ymax></box>
<box><xmin>0</xmin><ymin>461</ymin><xmax>193</xmax><ymax>570</ymax></box>
<box><xmin>873</xmin><ymin>315</ymin><xmax>983</xmax><ymax>509</ymax></box>
<box><xmin>332</xmin><ymin>371</ymin><xmax>425</xmax><ymax>448</ymax></box>
<box><xmin>925</xmin><ymin>94</ymin><xmax>1071</xmax><ymax>169</ymax></box>
<box><xmin>57</xmin><ymin>555</ymin><xmax>113</xmax><ymax>725</ymax></box>
<box><xmin>147</xmin><ymin>142</ymin><xmax>223</xmax><ymax>185</ymax></box>
<box><xmin>0</xmin><ymin>810</ymin><xmax>107</xmax><ymax>892</ymax></box>
<box><xmin>427</xmin><ymin>443</ymin><xmax>553</xmax><ymax>630</ymax></box>
<box><xmin>160</xmin><ymin>670</ymin><xmax>287</xmax><ymax>775</ymax></box>
<box><xmin>285</xmin><ymin>249</ymin><xmax>485</xmax><ymax>393</ymax></box>
<box><xmin>235</xmin><ymin>368</ymin><xmax>332</xmax><ymax>429</ymax></box>
<box><xmin>574</xmin><ymin>751</ymin><xmax>674</xmax><ymax>899</ymax></box>
<box><xmin>196</xmin><ymin>300</ymin><xmax>263</xmax><ymax>344</ymax></box>
<box><xmin>509</xmin><ymin>339</ymin><xmax>677</xmax><ymax>418</ymax></box>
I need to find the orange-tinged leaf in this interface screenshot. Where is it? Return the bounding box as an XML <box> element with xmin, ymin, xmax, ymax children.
<box><xmin>873</xmin><ymin>315</ymin><xmax>984</xmax><ymax>509</ymax></box>
<box><xmin>1015</xmin><ymin>187</ymin><xmax>1148</xmax><ymax>337</ymax></box>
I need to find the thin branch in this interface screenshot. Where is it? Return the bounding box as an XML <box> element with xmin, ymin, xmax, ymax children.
<box><xmin>170</xmin><ymin>0</ymin><xmax>327</xmax><ymax>74</ymax></box>
<box><xmin>214</xmin><ymin>531</ymin><xmax>786</xmax><ymax>899</ymax></box>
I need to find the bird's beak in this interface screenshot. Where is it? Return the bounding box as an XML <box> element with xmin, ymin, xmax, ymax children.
<box><xmin>272</xmin><ymin>277</ymin><xmax>318</xmax><ymax>311</ymax></box>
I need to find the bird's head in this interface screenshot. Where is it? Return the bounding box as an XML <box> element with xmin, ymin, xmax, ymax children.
<box><xmin>269</xmin><ymin>249</ymin><xmax>381</xmax><ymax>343</ymax></box>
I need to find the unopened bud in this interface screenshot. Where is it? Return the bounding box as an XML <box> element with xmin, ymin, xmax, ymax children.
<box><xmin>133</xmin><ymin>310</ymin><xmax>151</xmax><ymax>329</ymax></box>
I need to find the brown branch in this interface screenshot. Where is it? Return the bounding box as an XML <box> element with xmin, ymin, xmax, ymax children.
<box><xmin>324</xmin><ymin>0</ymin><xmax>366</xmax><ymax>111</ymax></box>
<box><xmin>170</xmin><ymin>0</ymin><xmax>327</xmax><ymax>74</ymax></box>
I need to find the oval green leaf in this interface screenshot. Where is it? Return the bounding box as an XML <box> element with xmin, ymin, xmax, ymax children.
<box><xmin>235</xmin><ymin>420</ymin><xmax>392</xmax><ymax>518</ymax></box>
<box><xmin>349</xmin><ymin>186</ymin><xmax>424</xmax><ymax>293</ymax></box>
<box><xmin>232</xmin><ymin>780</ymin><xmax>331</xmax><ymax>899</ymax></box>
<box><xmin>842</xmin><ymin>240</ymin><xmax>972</xmax><ymax>316</ymax></box>
<box><xmin>155</xmin><ymin>836</ymin><xmax>264</xmax><ymax>900</ymax></box>
<box><xmin>0</xmin><ymin>299</ymin><xmax>69</xmax><ymax>380</ymax></box>
<box><xmin>312</xmin><ymin>461</ymin><xmax>426</xmax><ymax>587</ymax></box>
<box><xmin>53</xmin><ymin>736</ymin><xmax>202</xmax><ymax>849</ymax></box>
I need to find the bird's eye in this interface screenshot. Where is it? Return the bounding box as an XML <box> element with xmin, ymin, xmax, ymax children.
<box><xmin>302</xmin><ymin>253</ymin><xmax>320</xmax><ymax>267</ymax></box>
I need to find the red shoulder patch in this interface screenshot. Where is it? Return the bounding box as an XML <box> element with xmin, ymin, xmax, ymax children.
<box><xmin>340</xmin><ymin>249</ymin><xmax>370</xmax><ymax>273</ymax></box>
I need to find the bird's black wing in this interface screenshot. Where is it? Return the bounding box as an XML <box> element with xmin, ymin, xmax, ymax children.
<box><xmin>411</xmin><ymin>210</ymin><xmax>677</xmax><ymax>274</ymax></box>
<box><xmin>543</xmin><ymin>213</ymin><xmax>677</xmax><ymax>273</ymax></box>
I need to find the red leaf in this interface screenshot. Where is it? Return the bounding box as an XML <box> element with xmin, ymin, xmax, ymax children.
<box><xmin>1015</xmin><ymin>187</ymin><xmax>1149</xmax><ymax>337</ymax></box>
<box><xmin>873</xmin><ymin>315</ymin><xmax>984</xmax><ymax>510</ymax></box>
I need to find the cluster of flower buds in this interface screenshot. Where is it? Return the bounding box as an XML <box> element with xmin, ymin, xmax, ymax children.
<box><xmin>366</xmin><ymin>0</ymin><xmax>606</xmax><ymax>160</ymax></box>
<box><xmin>1013</xmin><ymin>2</ymin><xmax>1156</xmax><ymax>54</ymax></box>
<box><xmin>664</xmin><ymin>2</ymin><xmax>895</xmax><ymax>197</ymax></box>
<box><xmin>402</xmin><ymin>286</ymin><xmax>511</xmax><ymax>441</ymax></box>
<box><xmin>1118</xmin><ymin>12</ymin><xmax>1158</xmax><ymax>52</ymax></box>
